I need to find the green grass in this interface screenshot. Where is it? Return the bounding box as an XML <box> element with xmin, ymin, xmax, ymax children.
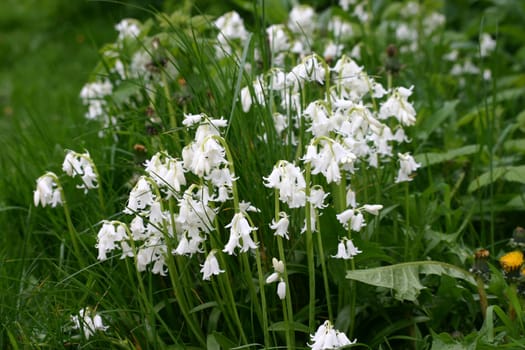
<box><xmin>2</xmin><ymin>0</ymin><xmax>525</xmax><ymax>349</ymax></box>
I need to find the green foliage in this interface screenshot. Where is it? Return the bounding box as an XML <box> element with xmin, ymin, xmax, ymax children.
<box><xmin>345</xmin><ymin>261</ymin><xmax>475</xmax><ymax>302</ymax></box>
<box><xmin>2</xmin><ymin>0</ymin><xmax>525</xmax><ymax>349</ymax></box>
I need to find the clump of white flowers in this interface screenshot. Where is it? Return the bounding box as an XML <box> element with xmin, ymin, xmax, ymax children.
<box><xmin>115</xmin><ymin>19</ymin><xmax>140</xmax><ymax>41</ymax></box>
<box><xmin>213</xmin><ymin>11</ymin><xmax>250</xmax><ymax>58</ymax></box>
<box><xmin>308</xmin><ymin>320</ymin><xmax>356</xmax><ymax>349</ymax></box>
<box><xmin>33</xmin><ymin>172</ymin><xmax>63</xmax><ymax>208</ymax></box>
<box><xmin>264</xmin><ymin>161</ymin><xmax>307</xmax><ymax>208</ymax></box>
<box><xmin>266</xmin><ymin>258</ymin><xmax>287</xmax><ymax>300</ymax></box>
<box><xmin>71</xmin><ymin>307</ymin><xmax>109</xmax><ymax>339</ymax></box>
<box><xmin>62</xmin><ymin>150</ymin><xmax>99</xmax><ymax>193</ymax></box>
<box><xmin>332</xmin><ymin>237</ymin><xmax>362</xmax><ymax>260</ymax></box>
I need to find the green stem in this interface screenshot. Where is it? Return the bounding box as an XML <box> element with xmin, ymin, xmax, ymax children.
<box><xmin>273</xmin><ymin>191</ymin><xmax>294</xmax><ymax>347</ymax></box>
<box><xmin>277</xmin><ymin>236</ymin><xmax>295</xmax><ymax>347</ymax></box>
<box><xmin>209</xmin><ymin>198</ymin><xmax>249</xmax><ymax>344</ymax></box>
<box><xmin>304</xmin><ymin>162</ymin><xmax>316</xmax><ymax>330</ymax></box>
<box><xmin>476</xmin><ymin>276</ymin><xmax>488</xmax><ymax>320</ymax></box>
<box><xmin>146</xmin><ymin>182</ymin><xmax>205</xmax><ymax>346</ymax></box>
<box><xmin>124</xmin><ymin>223</ymin><xmax>162</xmax><ymax>343</ymax></box>
<box><xmin>56</xmin><ymin>178</ymin><xmax>84</xmax><ymax>266</ymax></box>
<box><xmin>253</xmin><ymin>229</ymin><xmax>271</xmax><ymax>348</ymax></box>
<box><xmin>348</xmin><ymin>258</ymin><xmax>357</xmax><ymax>339</ymax></box>
<box><xmin>161</xmin><ymin>71</ymin><xmax>181</xmax><ymax>149</ymax></box>
<box><xmin>315</xmin><ymin>212</ymin><xmax>333</xmax><ymax>322</ymax></box>
<box><xmin>216</xmin><ymin>136</ymin><xmax>268</xmax><ymax>345</ymax></box>
<box><xmin>404</xmin><ymin>182</ymin><xmax>410</xmax><ymax>261</ymax></box>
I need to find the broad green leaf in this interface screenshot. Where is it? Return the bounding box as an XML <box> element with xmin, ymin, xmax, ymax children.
<box><xmin>516</xmin><ymin>109</ymin><xmax>525</xmax><ymax>132</ymax></box>
<box><xmin>504</xmin><ymin>138</ymin><xmax>525</xmax><ymax>153</ymax></box>
<box><xmin>346</xmin><ymin>261</ymin><xmax>475</xmax><ymax>301</ymax></box>
<box><xmin>505</xmin><ymin>195</ymin><xmax>525</xmax><ymax>209</ymax></box>
<box><xmin>430</xmin><ymin>331</ymin><xmax>477</xmax><ymax>350</ymax></box>
<box><xmin>423</xmin><ymin>229</ymin><xmax>460</xmax><ymax>255</ymax></box>
<box><xmin>468</xmin><ymin>165</ymin><xmax>525</xmax><ymax>192</ymax></box>
<box><xmin>414</xmin><ymin>145</ymin><xmax>481</xmax><ymax>168</ymax></box>
<box><xmin>206</xmin><ymin>334</ymin><xmax>221</xmax><ymax>350</ymax></box>
<box><xmin>209</xmin><ymin>332</ymin><xmax>236</xmax><ymax>349</ymax></box>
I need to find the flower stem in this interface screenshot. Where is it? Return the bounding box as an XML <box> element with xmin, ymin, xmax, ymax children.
<box><xmin>253</xmin><ymin>229</ymin><xmax>271</xmax><ymax>348</ymax></box>
<box><xmin>277</xmin><ymin>236</ymin><xmax>295</xmax><ymax>347</ymax></box>
<box><xmin>56</xmin><ymin>179</ymin><xmax>84</xmax><ymax>266</ymax></box>
<box><xmin>476</xmin><ymin>276</ymin><xmax>488</xmax><ymax>319</ymax></box>
<box><xmin>274</xmin><ymin>191</ymin><xmax>294</xmax><ymax>347</ymax></box>
<box><xmin>404</xmin><ymin>182</ymin><xmax>410</xmax><ymax>261</ymax></box>
<box><xmin>162</xmin><ymin>70</ymin><xmax>181</xmax><ymax>149</ymax></box>
<box><xmin>304</xmin><ymin>162</ymin><xmax>316</xmax><ymax>331</ymax></box>
<box><xmin>217</xmin><ymin>135</ymin><xmax>268</xmax><ymax>345</ymax></box>
<box><xmin>315</xmin><ymin>214</ymin><xmax>333</xmax><ymax>322</ymax></box>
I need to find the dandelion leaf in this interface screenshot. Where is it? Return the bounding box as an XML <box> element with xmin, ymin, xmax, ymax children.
<box><xmin>346</xmin><ymin>261</ymin><xmax>475</xmax><ymax>301</ymax></box>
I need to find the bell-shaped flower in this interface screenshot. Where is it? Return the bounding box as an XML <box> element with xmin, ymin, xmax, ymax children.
<box><xmin>336</xmin><ymin>208</ymin><xmax>365</xmax><ymax>232</ymax></box>
<box><xmin>395</xmin><ymin>152</ymin><xmax>421</xmax><ymax>183</ymax></box>
<box><xmin>96</xmin><ymin>220</ymin><xmax>127</xmax><ymax>261</ymax></box>
<box><xmin>144</xmin><ymin>152</ymin><xmax>186</xmax><ymax>196</ymax></box>
<box><xmin>309</xmin><ymin>186</ymin><xmax>329</xmax><ymax>209</ymax></box>
<box><xmin>71</xmin><ymin>307</ymin><xmax>109</xmax><ymax>339</ymax></box>
<box><xmin>308</xmin><ymin>320</ymin><xmax>355</xmax><ymax>350</ymax></box>
<box><xmin>264</xmin><ymin>161</ymin><xmax>306</xmax><ymax>208</ymax></box>
<box><xmin>290</xmin><ymin>55</ymin><xmax>326</xmax><ymax>85</ymax></box>
<box><xmin>266</xmin><ymin>258</ymin><xmax>286</xmax><ymax>300</ymax></box>
<box><xmin>270</xmin><ymin>212</ymin><xmax>290</xmax><ymax>239</ymax></box>
<box><xmin>379</xmin><ymin>86</ymin><xmax>417</xmax><ymax>126</ymax></box>
<box><xmin>288</xmin><ymin>4</ymin><xmax>316</xmax><ymax>35</ymax></box>
<box><xmin>332</xmin><ymin>238</ymin><xmax>362</xmax><ymax>260</ymax></box>
<box><xmin>124</xmin><ymin>176</ymin><xmax>155</xmax><ymax>214</ymax></box>
<box><xmin>34</xmin><ymin>172</ymin><xmax>63</xmax><ymax>208</ymax></box>
<box><xmin>200</xmin><ymin>250</ymin><xmax>225</xmax><ymax>280</ymax></box>
<box><xmin>214</xmin><ymin>11</ymin><xmax>249</xmax><ymax>42</ymax></box>
<box><xmin>115</xmin><ymin>19</ymin><xmax>140</xmax><ymax>41</ymax></box>
<box><xmin>362</xmin><ymin>204</ymin><xmax>383</xmax><ymax>215</ymax></box>
<box><xmin>223</xmin><ymin>212</ymin><xmax>258</xmax><ymax>255</ymax></box>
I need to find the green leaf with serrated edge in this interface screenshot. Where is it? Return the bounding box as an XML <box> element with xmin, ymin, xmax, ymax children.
<box><xmin>415</xmin><ymin>145</ymin><xmax>481</xmax><ymax>168</ymax></box>
<box><xmin>468</xmin><ymin>165</ymin><xmax>525</xmax><ymax>193</ymax></box>
<box><xmin>346</xmin><ymin>261</ymin><xmax>475</xmax><ymax>301</ymax></box>
<box><xmin>504</xmin><ymin>138</ymin><xmax>525</xmax><ymax>153</ymax></box>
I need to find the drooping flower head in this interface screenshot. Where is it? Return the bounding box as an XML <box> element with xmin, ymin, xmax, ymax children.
<box><xmin>270</xmin><ymin>211</ymin><xmax>290</xmax><ymax>239</ymax></box>
<box><xmin>264</xmin><ymin>160</ymin><xmax>306</xmax><ymax>208</ymax></box>
<box><xmin>96</xmin><ymin>220</ymin><xmax>127</xmax><ymax>261</ymax></box>
<box><xmin>308</xmin><ymin>320</ymin><xmax>356</xmax><ymax>349</ymax></box>
<box><xmin>395</xmin><ymin>152</ymin><xmax>421</xmax><ymax>183</ymax></box>
<box><xmin>266</xmin><ymin>257</ymin><xmax>286</xmax><ymax>300</ymax></box>
<box><xmin>144</xmin><ymin>152</ymin><xmax>186</xmax><ymax>196</ymax></box>
<box><xmin>332</xmin><ymin>237</ymin><xmax>362</xmax><ymax>260</ymax></box>
<box><xmin>200</xmin><ymin>250</ymin><xmax>225</xmax><ymax>280</ymax></box>
<box><xmin>71</xmin><ymin>307</ymin><xmax>109</xmax><ymax>339</ymax></box>
<box><xmin>33</xmin><ymin>171</ymin><xmax>63</xmax><ymax>208</ymax></box>
<box><xmin>223</xmin><ymin>212</ymin><xmax>258</xmax><ymax>255</ymax></box>
<box><xmin>62</xmin><ymin>150</ymin><xmax>99</xmax><ymax>193</ymax></box>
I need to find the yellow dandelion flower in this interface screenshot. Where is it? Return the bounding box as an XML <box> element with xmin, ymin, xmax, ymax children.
<box><xmin>499</xmin><ymin>250</ymin><xmax>524</xmax><ymax>273</ymax></box>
